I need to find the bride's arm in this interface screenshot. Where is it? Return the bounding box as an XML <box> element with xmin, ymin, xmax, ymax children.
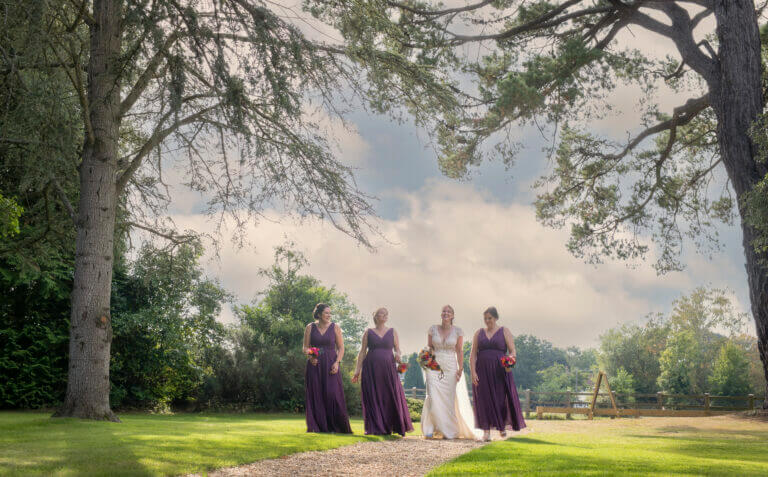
<box><xmin>427</xmin><ymin>326</ymin><xmax>434</xmax><ymax>350</ymax></box>
<box><xmin>455</xmin><ymin>335</ymin><xmax>464</xmax><ymax>380</ymax></box>
<box><xmin>470</xmin><ymin>330</ymin><xmax>480</xmax><ymax>385</ymax></box>
<box><xmin>393</xmin><ymin>329</ymin><xmax>402</xmax><ymax>364</ymax></box>
<box><xmin>351</xmin><ymin>330</ymin><xmax>368</xmax><ymax>383</ymax></box>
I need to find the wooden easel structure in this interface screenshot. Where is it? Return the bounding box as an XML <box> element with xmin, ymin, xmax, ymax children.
<box><xmin>587</xmin><ymin>371</ymin><xmax>619</xmax><ymax>419</ymax></box>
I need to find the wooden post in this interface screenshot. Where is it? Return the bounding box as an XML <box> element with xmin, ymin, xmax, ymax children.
<box><xmin>566</xmin><ymin>391</ymin><xmax>572</xmax><ymax>419</ymax></box>
<box><xmin>588</xmin><ymin>371</ymin><xmax>603</xmax><ymax>420</ymax></box>
<box><xmin>704</xmin><ymin>393</ymin><xmax>710</xmax><ymax>415</ymax></box>
<box><xmin>657</xmin><ymin>392</ymin><xmax>664</xmax><ymax>410</ymax></box>
<box><xmin>524</xmin><ymin>389</ymin><xmax>531</xmax><ymax>418</ymax></box>
<box><xmin>601</xmin><ymin>373</ymin><xmax>620</xmax><ymax>418</ymax></box>
<box><xmin>749</xmin><ymin>394</ymin><xmax>755</xmax><ymax>410</ymax></box>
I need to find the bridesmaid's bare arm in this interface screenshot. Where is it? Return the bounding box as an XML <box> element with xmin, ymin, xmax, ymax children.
<box><xmin>393</xmin><ymin>329</ymin><xmax>402</xmax><ymax>364</ymax></box>
<box><xmin>304</xmin><ymin>323</ymin><xmax>317</xmax><ymax>366</ymax></box>
<box><xmin>330</xmin><ymin>325</ymin><xmax>344</xmax><ymax>375</ymax></box>
<box><xmin>352</xmin><ymin>330</ymin><xmax>368</xmax><ymax>383</ymax></box>
<box><xmin>470</xmin><ymin>330</ymin><xmax>480</xmax><ymax>385</ymax></box>
<box><xmin>455</xmin><ymin>334</ymin><xmax>464</xmax><ymax>380</ymax></box>
<box><xmin>503</xmin><ymin>328</ymin><xmax>517</xmax><ymax>359</ymax></box>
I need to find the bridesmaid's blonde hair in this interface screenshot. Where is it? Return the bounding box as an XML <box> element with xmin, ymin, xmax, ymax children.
<box><xmin>372</xmin><ymin>307</ymin><xmax>388</xmax><ymax>325</ymax></box>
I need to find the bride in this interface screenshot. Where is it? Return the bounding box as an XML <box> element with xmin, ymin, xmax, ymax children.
<box><xmin>421</xmin><ymin>305</ymin><xmax>480</xmax><ymax>439</ymax></box>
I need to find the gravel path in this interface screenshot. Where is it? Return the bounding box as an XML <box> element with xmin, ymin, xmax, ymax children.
<box><xmin>190</xmin><ymin>436</ymin><xmax>487</xmax><ymax>477</ymax></box>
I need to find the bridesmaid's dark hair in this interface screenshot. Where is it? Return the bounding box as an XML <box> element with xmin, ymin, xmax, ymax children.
<box><xmin>484</xmin><ymin>306</ymin><xmax>499</xmax><ymax>320</ymax></box>
<box><xmin>313</xmin><ymin>303</ymin><xmax>330</xmax><ymax>321</ymax></box>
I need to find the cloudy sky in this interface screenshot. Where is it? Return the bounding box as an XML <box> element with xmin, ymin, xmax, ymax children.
<box><xmin>159</xmin><ymin>3</ymin><xmax>752</xmax><ymax>355</ymax></box>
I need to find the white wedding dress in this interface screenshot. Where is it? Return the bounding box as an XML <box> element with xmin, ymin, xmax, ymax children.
<box><xmin>421</xmin><ymin>325</ymin><xmax>481</xmax><ymax>439</ymax></box>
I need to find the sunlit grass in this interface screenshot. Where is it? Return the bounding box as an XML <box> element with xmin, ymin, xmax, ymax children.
<box><xmin>0</xmin><ymin>412</ymin><xmax>405</xmax><ymax>476</ymax></box>
<box><xmin>429</xmin><ymin>415</ymin><xmax>768</xmax><ymax>476</ymax></box>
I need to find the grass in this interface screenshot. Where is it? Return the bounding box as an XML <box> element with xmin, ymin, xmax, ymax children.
<box><xmin>428</xmin><ymin>415</ymin><xmax>768</xmax><ymax>476</ymax></box>
<box><xmin>0</xmin><ymin>411</ymin><xmax>411</xmax><ymax>476</ymax></box>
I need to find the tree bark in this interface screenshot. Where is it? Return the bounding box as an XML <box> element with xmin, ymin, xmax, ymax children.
<box><xmin>710</xmin><ymin>0</ymin><xmax>768</xmax><ymax>408</ymax></box>
<box><xmin>53</xmin><ymin>0</ymin><xmax>122</xmax><ymax>421</ymax></box>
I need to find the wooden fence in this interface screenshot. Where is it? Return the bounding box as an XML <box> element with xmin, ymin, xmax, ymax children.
<box><xmin>403</xmin><ymin>387</ymin><xmax>764</xmax><ymax>418</ymax></box>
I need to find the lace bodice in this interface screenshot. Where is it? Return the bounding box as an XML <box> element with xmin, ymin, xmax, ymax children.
<box><xmin>429</xmin><ymin>325</ymin><xmax>463</xmax><ymax>352</ymax></box>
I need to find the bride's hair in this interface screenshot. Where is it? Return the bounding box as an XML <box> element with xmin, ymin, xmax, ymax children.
<box><xmin>372</xmin><ymin>307</ymin><xmax>388</xmax><ymax>325</ymax></box>
<box><xmin>442</xmin><ymin>304</ymin><xmax>455</xmax><ymax>325</ymax></box>
<box><xmin>484</xmin><ymin>306</ymin><xmax>499</xmax><ymax>320</ymax></box>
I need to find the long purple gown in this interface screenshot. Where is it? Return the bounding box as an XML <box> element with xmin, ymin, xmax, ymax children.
<box><xmin>305</xmin><ymin>322</ymin><xmax>352</xmax><ymax>433</ymax></box>
<box><xmin>360</xmin><ymin>328</ymin><xmax>414</xmax><ymax>436</ymax></box>
<box><xmin>472</xmin><ymin>326</ymin><xmax>526</xmax><ymax>431</ymax></box>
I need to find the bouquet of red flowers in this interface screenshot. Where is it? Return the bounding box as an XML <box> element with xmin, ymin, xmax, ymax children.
<box><xmin>500</xmin><ymin>355</ymin><xmax>516</xmax><ymax>372</ymax></box>
<box><xmin>418</xmin><ymin>348</ymin><xmax>444</xmax><ymax>379</ymax></box>
<box><xmin>307</xmin><ymin>347</ymin><xmax>320</xmax><ymax>359</ymax></box>
<box><xmin>397</xmin><ymin>363</ymin><xmax>408</xmax><ymax>374</ymax></box>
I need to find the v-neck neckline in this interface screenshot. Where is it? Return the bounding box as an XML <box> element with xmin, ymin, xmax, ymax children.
<box><xmin>315</xmin><ymin>322</ymin><xmax>332</xmax><ymax>337</ymax></box>
<box><xmin>370</xmin><ymin>327</ymin><xmax>390</xmax><ymax>340</ymax></box>
<box><xmin>436</xmin><ymin>325</ymin><xmax>454</xmax><ymax>342</ymax></box>
<box><xmin>483</xmin><ymin>326</ymin><xmax>502</xmax><ymax>342</ymax></box>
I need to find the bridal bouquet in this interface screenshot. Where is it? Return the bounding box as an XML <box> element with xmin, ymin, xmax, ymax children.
<box><xmin>418</xmin><ymin>348</ymin><xmax>444</xmax><ymax>379</ymax></box>
<box><xmin>397</xmin><ymin>363</ymin><xmax>408</xmax><ymax>374</ymax></box>
<box><xmin>500</xmin><ymin>355</ymin><xmax>516</xmax><ymax>372</ymax></box>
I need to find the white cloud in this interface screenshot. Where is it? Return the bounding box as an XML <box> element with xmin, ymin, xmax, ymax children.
<box><xmin>169</xmin><ymin>180</ymin><xmax>748</xmax><ymax>353</ymax></box>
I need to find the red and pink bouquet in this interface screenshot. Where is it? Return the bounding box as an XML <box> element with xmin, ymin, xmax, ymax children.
<box><xmin>500</xmin><ymin>355</ymin><xmax>516</xmax><ymax>372</ymax></box>
<box><xmin>397</xmin><ymin>363</ymin><xmax>408</xmax><ymax>374</ymax></box>
<box><xmin>307</xmin><ymin>347</ymin><xmax>320</xmax><ymax>358</ymax></box>
<box><xmin>418</xmin><ymin>348</ymin><xmax>444</xmax><ymax>379</ymax></box>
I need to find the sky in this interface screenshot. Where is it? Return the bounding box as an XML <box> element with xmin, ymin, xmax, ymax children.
<box><xmin>154</xmin><ymin>3</ymin><xmax>753</xmax><ymax>355</ymax></box>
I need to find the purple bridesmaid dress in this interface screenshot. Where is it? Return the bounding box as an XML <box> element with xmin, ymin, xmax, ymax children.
<box><xmin>472</xmin><ymin>326</ymin><xmax>526</xmax><ymax>431</ymax></box>
<box><xmin>360</xmin><ymin>328</ymin><xmax>414</xmax><ymax>436</ymax></box>
<box><xmin>305</xmin><ymin>322</ymin><xmax>352</xmax><ymax>433</ymax></box>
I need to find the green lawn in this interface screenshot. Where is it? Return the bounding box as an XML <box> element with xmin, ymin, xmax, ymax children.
<box><xmin>0</xmin><ymin>412</ymin><xmax>407</xmax><ymax>476</ymax></box>
<box><xmin>429</xmin><ymin>415</ymin><xmax>768</xmax><ymax>476</ymax></box>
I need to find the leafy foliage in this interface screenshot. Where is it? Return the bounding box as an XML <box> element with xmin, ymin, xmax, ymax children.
<box><xmin>513</xmin><ymin>334</ymin><xmax>569</xmax><ymax>390</ymax></box>
<box><xmin>403</xmin><ymin>352</ymin><xmax>425</xmax><ymax>390</ymax></box>
<box><xmin>200</xmin><ymin>246</ymin><xmax>367</xmax><ymax>413</ymax></box>
<box><xmin>709</xmin><ymin>341</ymin><xmax>753</xmax><ymax>397</ymax></box>
<box><xmin>110</xmin><ymin>243</ymin><xmax>230</xmax><ymax>410</ymax></box>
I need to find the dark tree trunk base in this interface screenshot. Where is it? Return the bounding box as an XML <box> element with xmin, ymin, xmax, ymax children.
<box><xmin>52</xmin><ymin>405</ymin><xmax>120</xmax><ymax>422</ymax></box>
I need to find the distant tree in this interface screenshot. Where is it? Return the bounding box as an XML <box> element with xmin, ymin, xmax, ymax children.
<box><xmin>657</xmin><ymin>330</ymin><xmax>702</xmax><ymax>395</ymax></box>
<box><xmin>403</xmin><ymin>353</ymin><xmax>425</xmax><ymax>390</ymax></box>
<box><xmin>514</xmin><ymin>335</ymin><xmax>568</xmax><ymax>391</ymax></box>
<box><xmin>536</xmin><ymin>363</ymin><xmax>572</xmax><ymax>393</ymax></box>
<box><xmin>610</xmin><ymin>367</ymin><xmax>636</xmax><ymax>402</ymax></box>
<box><xmin>110</xmin><ymin>243</ymin><xmax>229</xmax><ymax>410</ymax></box>
<box><xmin>709</xmin><ymin>341</ymin><xmax>752</xmax><ymax>397</ymax></box>
<box><xmin>205</xmin><ymin>246</ymin><xmax>367</xmax><ymax>413</ymax></box>
<box><xmin>732</xmin><ymin>334</ymin><xmax>768</xmax><ymax>394</ymax></box>
<box><xmin>599</xmin><ymin>317</ymin><xmax>669</xmax><ymax>393</ymax></box>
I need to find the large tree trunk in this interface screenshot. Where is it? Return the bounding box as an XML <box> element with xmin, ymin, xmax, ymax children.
<box><xmin>711</xmin><ymin>0</ymin><xmax>768</xmax><ymax>408</ymax></box>
<box><xmin>53</xmin><ymin>0</ymin><xmax>122</xmax><ymax>421</ymax></box>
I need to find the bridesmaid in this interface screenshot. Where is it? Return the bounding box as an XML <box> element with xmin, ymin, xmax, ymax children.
<box><xmin>352</xmin><ymin>307</ymin><xmax>413</xmax><ymax>436</ymax></box>
<box><xmin>470</xmin><ymin>306</ymin><xmax>526</xmax><ymax>441</ymax></box>
<box><xmin>303</xmin><ymin>303</ymin><xmax>352</xmax><ymax>433</ymax></box>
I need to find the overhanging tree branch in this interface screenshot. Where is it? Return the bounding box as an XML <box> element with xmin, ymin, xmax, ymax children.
<box><xmin>116</xmin><ymin>103</ymin><xmax>222</xmax><ymax>193</ymax></box>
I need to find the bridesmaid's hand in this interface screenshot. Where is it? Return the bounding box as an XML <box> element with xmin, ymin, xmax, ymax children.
<box><xmin>330</xmin><ymin>362</ymin><xmax>339</xmax><ymax>375</ymax></box>
<box><xmin>351</xmin><ymin>372</ymin><xmax>360</xmax><ymax>383</ymax></box>
<box><xmin>309</xmin><ymin>357</ymin><xmax>318</xmax><ymax>366</ymax></box>
<box><xmin>471</xmin><ymin>373</ymin><xmax>479</xmax><ymax>386</ymax></box>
